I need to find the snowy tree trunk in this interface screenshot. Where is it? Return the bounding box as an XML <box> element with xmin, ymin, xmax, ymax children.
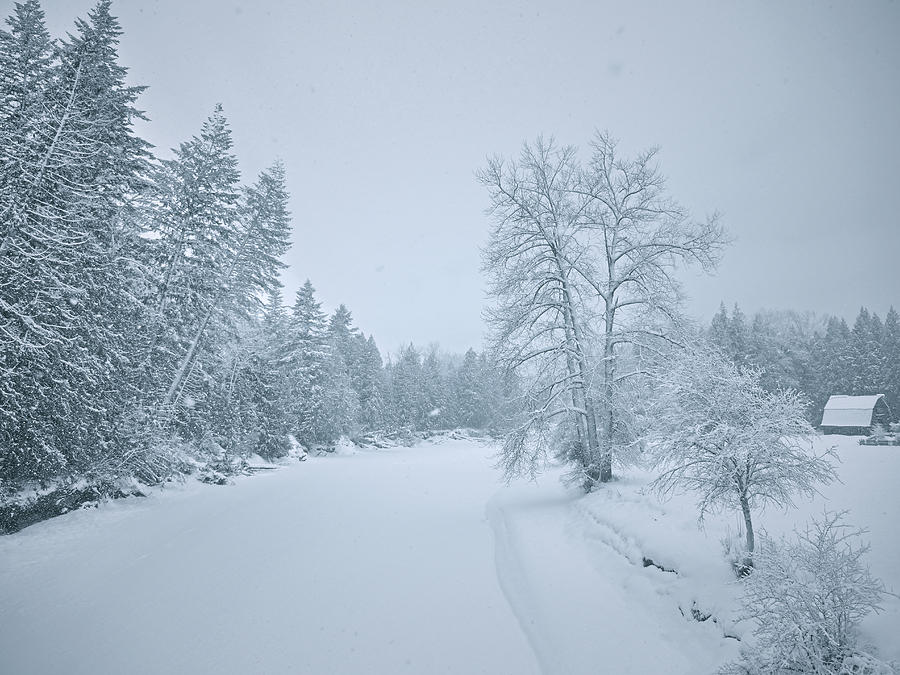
<box><xmin>569</xmin><ymin>316</ymin><xmax>603</xmax><ymax>485</ymax></box>
<box><xmin>599</xmin><ymin>300</ymin><xmax>616</xmax><ymax>483</ymax></box>
<box><xmin>555</xmin><ymin>251</ymin><xmax>602</xmax><ymax>486</ymax></box>
<box><xmin>161</xmin><ymin>308</ymin><xmax>213</xmax><ymax>408</ymax></box>
<box><xmin>739</xmin><ymin>491</ymin><xmax>755</xmax><ymax>555</ymax></box>
<box><xmin>0</xmin><ymin>59</ymin><xmax>83</xmax><ymax>255</ymax></box>
<box><xmin>160</xmin><ymin>214</ymin><xmax>256</xmax><ymax>409</ymax></box>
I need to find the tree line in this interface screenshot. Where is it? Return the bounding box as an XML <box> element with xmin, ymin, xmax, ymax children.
<box><xmin>0</xmin><ymin>1</ymin><xmax>509</xmax><ymax>494</ymax></box>
<box><xmin>708</xmin><ymin>303</ymin><xmax>900</xmax><ymax>423</ymax></box>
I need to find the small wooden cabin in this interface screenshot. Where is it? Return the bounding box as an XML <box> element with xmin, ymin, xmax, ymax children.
<box><xmin>820</xmin><ymin>394</ymin><xmax>893</xmax><ymax>435</ymax></box>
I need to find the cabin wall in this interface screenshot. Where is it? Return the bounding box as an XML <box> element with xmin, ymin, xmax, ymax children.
<box><xmin>821</xmin><ymin>425</ymin><xmax>870</xmax><ymax>436</ymax></box>
<box><xmin>872</xmin><ymin>399</ymin><xmax>893</xmax><ymax>426</ymax></box>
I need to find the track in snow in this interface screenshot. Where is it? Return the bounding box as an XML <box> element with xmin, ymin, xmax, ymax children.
<box><xmin>487</xmin><ymin>479</ymin><xmax>734</xmax><ymax>675</ymax></box>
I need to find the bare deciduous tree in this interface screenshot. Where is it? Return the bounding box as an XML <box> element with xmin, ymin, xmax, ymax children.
<box><xmin>649</xmin><ymin>345</ymin><xmax>836</xmax><ymax>561</ymax></box>
<box><xmin>480</xmin><ymin>138</ymin><xmax>603</xmax><ymax>487</ymax></box>
<box><xmin>480</xmin><ymin>133</ymin><xmax>726</xmax><ymax>488</ymax></box>
<box><xmin>579</xmin><ymin>133</ymin><xmax>727</xmax><ymax>482</ymax></box>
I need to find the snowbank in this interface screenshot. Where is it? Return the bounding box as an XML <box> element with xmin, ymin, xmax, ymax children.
<box><xmin>567</xmin><ymin>435</ymin><xmax>900</xmax><ymax>667</ymax></box>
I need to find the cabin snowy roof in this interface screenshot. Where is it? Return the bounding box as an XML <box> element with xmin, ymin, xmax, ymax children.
<box><xmin>821</xmin><ymin>394</ymin><xmax>885</xmax><ymax>428</ymax></box>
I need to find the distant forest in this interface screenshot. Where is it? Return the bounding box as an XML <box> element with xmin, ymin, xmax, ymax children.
<box><xmin>706</xmin><ymin>304</ymin><xmax>899</xmax><ymax>423</ymax></box>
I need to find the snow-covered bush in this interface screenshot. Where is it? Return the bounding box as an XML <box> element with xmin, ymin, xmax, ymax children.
<box><xmin>197</xmin><ymin>465</ymin><xmax>233</xmax><ymax>486</ymax></box>
<box><xmin>109</xmin><ymin>409</ymin><xmax>194</xmax><ymax>485</ymax></box>
<box><xmin>726</xmin><ymin>512</ymin><xmax>893</xmax><ymax>674</ymax></box>
<box><xmin>720</xmin><ymin>530</ymin><xmax>753</xmax><ymax>579</ymax></box>
<box><xmin>869</xmin><ymin>424</ymin><xmax>889</xmax><ymax>442</ymax></box>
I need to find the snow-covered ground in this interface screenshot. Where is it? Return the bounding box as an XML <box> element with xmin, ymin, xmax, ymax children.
<box><xmin>1</xmin><ymin>435</ymin><xmax>897</xmax><ymax>674</ymax></box>
<box><xmin>0</xmin><ymin>440</ymin><xmax>539</xmax><ymax>674</ymax></box>
<box><xmin>513</xmin><ymin>434</ymin><xmax>900</xmax><ymax>672</ymax></box>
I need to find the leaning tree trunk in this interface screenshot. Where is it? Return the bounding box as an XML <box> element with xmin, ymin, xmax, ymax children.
<box><xmin>160</xmin><ymin>215</ymin><xmax>256</xmax><ymax>410</ymax></box>
<box><xmin>0</xmin><ymin>60</ymin><xmax>83</xmax><ymax>255</ymax></box>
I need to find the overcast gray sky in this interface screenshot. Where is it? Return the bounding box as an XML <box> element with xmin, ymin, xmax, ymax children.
<box><xmin>40</xmin><ymin>0</ymin><xmax>900</xmax><ymax>354</ymax></box>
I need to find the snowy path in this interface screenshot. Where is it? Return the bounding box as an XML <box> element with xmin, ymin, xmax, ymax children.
<box><xmin>0</xmin><ymin>442</ymin><xmax>540</xmax><ymax>675</ymax></box>
<box><xmin>488</xmin><ymin>479</ymin><xmax>735</xmax><ymax>675</ymax></box>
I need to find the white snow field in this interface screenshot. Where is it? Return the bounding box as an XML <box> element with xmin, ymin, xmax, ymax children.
<box><xmin>1</xmin><ymin>435</ymin><xmax>898</xmax><ymax>674</ymax></box>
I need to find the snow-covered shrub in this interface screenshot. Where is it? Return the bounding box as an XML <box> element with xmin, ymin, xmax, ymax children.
<box><xmin>721</xmin><ymin>530</ymin><xmax>753</xmax><ymax>579</ymax></box>
<box><xmin>196</xmin><ymin>450</ymin><xmax>256</xmax><ymax>485</ymax></box>
<box><xmin>870</xmin><ymin>424</ymin><xmax>889</xmax><ymax>442</ymax></box>
<box><xmin>727</xmin><ymin>512</ymin><xmax>893</xmax><ymax>674</ymax></box>
<box><xmin>102</xmin><ymin>407</ymin><xmax>194</xmax><ymax>485</ymax></box>
<box><xmin>197</xmin><ymin>456</ymin><xmax>243</xmax><ymax>485</ymax></box>
<box><xmin>116</xmin><ymin>432</ymin><xmax>193</xmax><ymax>486</ymax></box>
<box><xmin>197</xmin><ymin>466</ymin><xmax>233</xmax><ymax>486</ymax></box>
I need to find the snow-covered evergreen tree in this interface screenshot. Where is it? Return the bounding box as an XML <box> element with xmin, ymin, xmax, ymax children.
<box><xmin>175</xmin><ymin>163</ymin><xmax>294</xmax><ymax>458</ymax></box>
<box><xmin>421</xmin><ymin>347</ymin><xmax>449</xmax><ymax>430</ymax></box>
<box><xmin>325</xmin><ymin>304</ymin><xmax>363</xmax><ymax>436</ymax></box>
<box><xmin>286</xmin><ymin>280</ymin><xmax>333</xmax><ymax>447</ymax></box>
<box><xmin>243</xmin><ymin>288</ymin><xmax>295</xmax><ymax>460</ymax></box>
<box><xmin>0</xmin><ymin>0</ymin><xmax>61</xmax><ymax>483</ymax></box>
<box><xmin>703</xmin><ymin>304</ymin><xmax>900</xmax><ymax>424</ymax></box>
<box><xmin>232</xmin><ymin>161</ymin><xmax>293</xmax><ymax>313</ymax></box>
<box><xmin>881</xmin><ymin>307</ymin><xmax>900</xmax><ymax>417</ymax></box>
<box><xmin>0</xmin><ymin>0</ymin><xmax>152</xmax><ymax>484</ymax></box>
<box><xmin>357</xmin><ymin>335</ymin><xmax>388</xmax><ymax>431</ymax></box>
<box><xmin>849</xmin><ymin>307</ymin><xmax>883</xmax><ymax>396</ymax></box>
<box><xmin>708</xmin><ymin>303</ymin><xmax>730</xmax><ymax>355</ymax></box>
<box><xmin>389</xmin><ymin>344</ymin><xmax>426</xmax><ymax>431</ymax></box>
<box><xmin>148</xmin><ymin>105</ymin><xmax>241</xmax><ymax>415</ymax></box>
<box><xmin>453</xmin><ymin>349</ymin><xmax>488</xmax><ymax>429</ymax></box>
